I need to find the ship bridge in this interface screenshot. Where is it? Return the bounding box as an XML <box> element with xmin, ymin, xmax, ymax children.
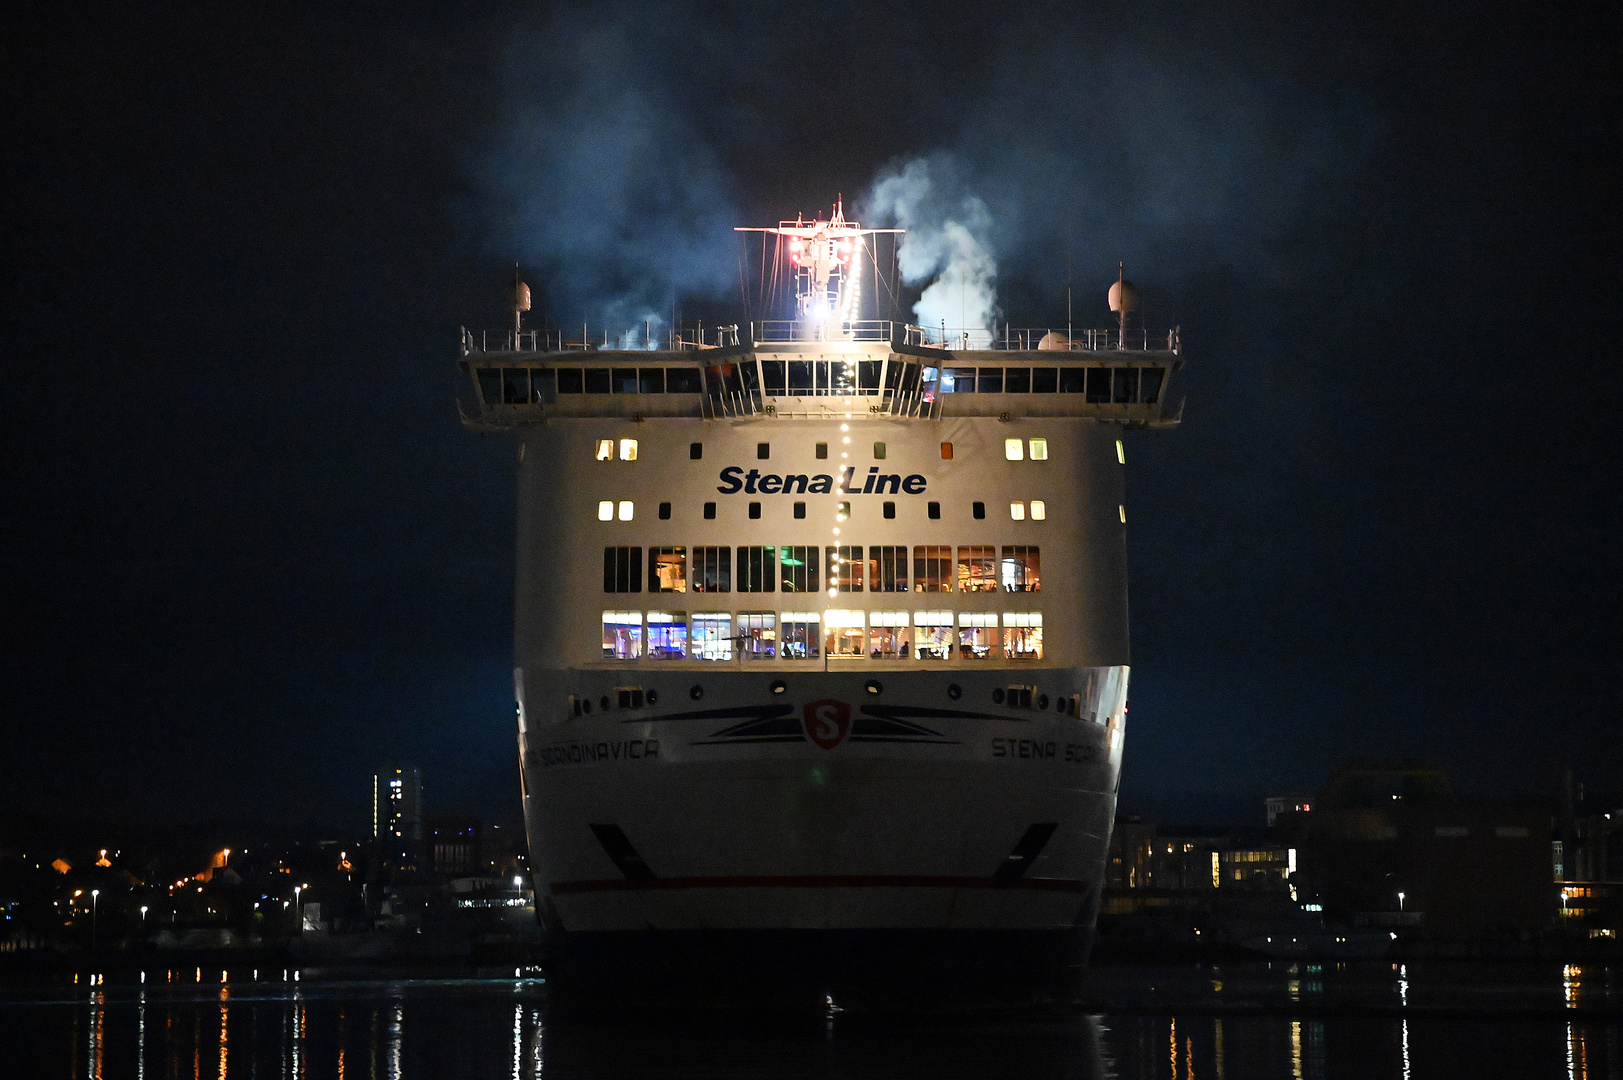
<box><xmin>458</xmin><ymin>319</ymin><xmax>1183</xmax><ymax>432</ymax></box>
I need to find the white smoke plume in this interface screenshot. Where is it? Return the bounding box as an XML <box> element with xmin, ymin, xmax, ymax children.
<box><xmin>863</xmin><ymin>157</ymin><xmax>999</xmax><ymax>345</ymax></box>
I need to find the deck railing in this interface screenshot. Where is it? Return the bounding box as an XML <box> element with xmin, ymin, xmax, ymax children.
<box><xmin>462</xmin><ymin>323</ymin><xmax>1179</xmax><ymax>355</ymax></box>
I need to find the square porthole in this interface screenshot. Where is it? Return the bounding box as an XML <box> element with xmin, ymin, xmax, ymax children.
<box><xmin>940</xmin><ymin>442</ymin><xmax>954</xmax><ymax>459</ymax></box>
<box><xmin>874</xmin><ymin>442</ymin><xmax>886</xmax><ymax>459</ymax></box>
<box><xmin>690</xmin><ymin>442</ymin><xmax>703</xmax><ymax>460</ymax></box>
<box><xmin>748</xmin><ymin>502</ymin><xmax>762</xmax><ymax>519</ymax></box>
<box><xmin>883</xmin><ymin>502</ymin><xmax>896</xmax><ymax>519</ymax></box>
<box><xmin>793</xmin><ymin>502</ymin><xmax>806</xmax><ymax>519</ymax></box>
<box><xmin>658</xmin><ymin>502</ymin><xmax>672</xmax><ymax>520</ymax></box>
<box><xmin>704</xmin><ymin>502</ymin><xmax>717</xmax><ymax>520</ymax></box>
<box><xmin>927</xmin><ymin>501</ymin><xmax>941</xmax><ymax>520</ymax></box>
<box><xmin>757</xmin><ymin>442</ymin><xmax>770</xmax><ymax>460</ymax></box>
<box><xmin>972</xmin><ymin>501</ymin><xmax>986</xmax><ymax>520</ymax></box>
<box><xmin>816</xmin><ymin>442</ymin><xmax>829</xmax><ymax>459</ymax></box>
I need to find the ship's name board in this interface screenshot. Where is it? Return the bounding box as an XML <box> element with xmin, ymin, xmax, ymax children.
<box><xmin>717</xmin><ymin>466</ymin><xmax>927</xmax><ymax>496</ymax></box>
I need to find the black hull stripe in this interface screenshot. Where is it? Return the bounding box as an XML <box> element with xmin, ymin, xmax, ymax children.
<box><xmin>550</xmin><ymin>874</ymin><xmax>1088</xmax><ymax>895</ymax></box>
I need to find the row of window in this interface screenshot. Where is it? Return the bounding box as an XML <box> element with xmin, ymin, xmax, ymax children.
<box><xmin>601</xmin><ymin>609</ymin><xmax>1044</xmax><ymax>661</ymax></box>
<box><xmin>598</xmin><ymin>501</ymin><xmax>1049</xmax><ymax>522</ymax></box>
<box><xmin>606</xmin><ymin>545</ymin><xmax>1042</xmax><ymax>593</ymax></box>
<box><xmin>483</xmin><ymin>364</ymin><xmax>1161</xmax><ymax>405</ymax></box>
<box><xmin>593</xmin><ymin>438</ymin><xmax>1052</xmax><ymax>463</ymax></box>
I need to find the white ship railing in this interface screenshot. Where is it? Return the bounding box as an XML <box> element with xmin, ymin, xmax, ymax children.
<box><xmin>463</xmin><ymin>323</ymin><xmax>1179</xmax><ymax>355</ymax></box>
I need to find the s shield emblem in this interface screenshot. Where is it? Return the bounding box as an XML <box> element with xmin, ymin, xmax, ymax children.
<box><xmin>803</xmin><ymin>699</ymin><xmax>851</xmax><ymax>750</ymax></box>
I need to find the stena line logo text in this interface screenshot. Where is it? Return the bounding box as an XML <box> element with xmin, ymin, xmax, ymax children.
<box><xmin>717</xmin><ymin>466</ymin><xmax>927</xmax><ymax>496</ymax></box>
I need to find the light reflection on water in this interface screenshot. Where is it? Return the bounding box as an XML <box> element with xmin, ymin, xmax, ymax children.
<box><xmin>0</xmin><ymin>962</ymin><xmax>1618</xmax><ymax>1079</ymax></box>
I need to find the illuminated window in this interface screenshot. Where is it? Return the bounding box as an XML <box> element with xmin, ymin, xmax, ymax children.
<box><xmin>913</xmin><ymin>611</ymin><xmax>955</xmax><ymax>660</ymax></box>
<box><xmin>1119</xmin><ymin>505</ymin><xmax>1127</xmax><ymax>524</ymax></box>
<box><xmin>1005</xmin><ymin>438</ymin><xmax>1024</xmax><ymax>461</ymax></box>
<box><xmin>736</xmin><ymin>546</ymin><xmax>776</xmax><ymax>592</ymax></box>
<box><xmin>958</xmin><ymin>612</ymin><xmax>997</xmax><ymax>659</ymax></box>
<box><xmin>1000</xmin><ymin>546</ymin><xmax>1040</xmax><ymax>592</ymax></box>
<box><xmin>738</xmin><ymin>612</ymin><xmax>777</xmax><ymax>660</ymax></box>
<box><xmin>646</xmin><ymin>612</ymin><xmax>687</xmax><ymax>659</ymax></box>
<box><xmin>1116</xmin><ymin>439</ymin><xmax>1125</xmax><ymax>464</ymax></box>
<box><xmin>869</xmin><ymin>546</ymin><xmax>907</xmax><ymax>592</ymax></box>
<box><xmin>1003</xmin><ymin>612</ymin><xmax>1043</xmax><ymax>659</ymax></box>
<box><xmin>595</xmin><ymin>440</ymin><xmax>614</xmax><ymax>461</ymax></box>
<box><xmin>913</xmin><ymin>546</ymin><xmax>953</xmax><ymax>592</ymax></box>
<box><xmin>602</xmin><ymin>547</ymin><xmax>642</xmax><ymax>592</ymax></box>
<box><xmin>647</xmin><ymin>547</ymin><xmax>687</xmax><ymax>592</ymax></box>
<box><xmin>619</xmin><ymin>439</ymin><xmax>638</xmax><ymax>461</ymax></box>
<box><xmin>780</xmin><ymin>612</ymin><xmax>821</xmax><ymax>659</ymax></box>
<box><xmin>957</xmin><ymin>546</ymin><xmax>998</xmax><ymax>592</ymax></box>
<box><xmin>597</xmin><ymin>501</ymin><xmax>614</xmax><ymax>521</ymax></box>
<box><xmin>823</xmin><ymin>610</ymin><xmax>865</xmax><ymax>657</ymax></box>
<box><xmin>1028</xmin><ymin>438</ymin><xmax>1048</xmax><ymax>460</ymax></box>
<box><xmin>601</xmin><ymin>611</ymin><xmax>642</xmax><ymax>660</ymax></box>
<box><xmin>779</xmin><ymin>546</ymin><xmax>820</xmax><ymax>593</ymax></box>
<box><xmin>617</xmin><ymin>500</ymin><xmax>634</xmax><ymax>521</ymax></box>
<box><xmin>1010</xmin><ymin>501</ymin><xmax>1026</xmax><ymax>520</ymax></box>
<box><xmin>690</xmin><ymin>613</ymin><xmax>733</xmax><ymax>661</ymax></box>
<box><xmin>1031</xmin><ymin>500</ymin><xmax>1046</xmax><ymax>521</ymax></box>
<box><xmin>837</xmin><ymin>501</ymin><xmax>850</xmax><ymax>519</ymax></box>
<box><xmin>828</xmin><ymin>546</ymin><xmax>864</xmax><ymax>592</ymax></box>
<box><xmin>868</xmin><ymin>611</ymin><xmax>912</xmax><ymax>659</ymax></box>
<box><xmin>940</xmin><ymin>442</ymin><xmax>953</xmax><ymax>460</ymax></box>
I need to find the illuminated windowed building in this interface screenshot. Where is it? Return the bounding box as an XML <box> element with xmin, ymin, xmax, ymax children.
<box><xmin>373</xmin><ymin>767</ymin><xmax>422</xmax><ymax>870</ymax></box>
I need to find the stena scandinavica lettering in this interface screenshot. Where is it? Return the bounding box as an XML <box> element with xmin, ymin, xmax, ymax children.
<box><xmin>716</xmin><ymin>465</ymin><xmax>928</xmax><ymax>496</ymax></box>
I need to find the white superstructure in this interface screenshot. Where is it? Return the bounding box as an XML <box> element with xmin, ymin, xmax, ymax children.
<box><xmin>459</xmin><ymin>213</ymin><xmax>1182</xmax><ymax>1004</ymax></box>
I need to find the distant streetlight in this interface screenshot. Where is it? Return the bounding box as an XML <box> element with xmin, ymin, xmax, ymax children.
<box><xmin>140</xmin><ymin>905</ymin><xmax>149</xmax><ymax>926</ymax></box>
<box><xmin>90</xmin><ymin>890</ymin><xmax>100</xmax><ymax>951</ymax></box>
<box><xmin>1397</xmin><ymin>891</ymin><xmax>1406</xmax><ymax>912</ymax></box>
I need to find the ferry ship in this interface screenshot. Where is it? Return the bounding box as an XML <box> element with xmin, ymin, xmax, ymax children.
<box><xmin>459</xmin><ymin>206</ymin><xmax>1182</xmax><ymax>1006</ymax></box>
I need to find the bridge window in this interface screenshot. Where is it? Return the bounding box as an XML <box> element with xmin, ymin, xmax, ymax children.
<box><xmin>1004</xmin><ymin>612</ymin><xmax>1043</xmax><ymax>659</ymax></box>
<box><xmin>584</xmin><ymin>368</ymin><xmax>612</xmax><ymax>394</ymax></box>
<box><xmin>638</xmin><ymin>369</ymin><xmax>665</xmax><ymax>394</ymax></box>
<box><xmin>1140</xmin><ymin>369</ymin><xmax>1164</xmax><ymax>403</ymax></box>
<box><xmin>869</xmin><ymin>546</ymin><xmax>908</xmax><ymax>592</ymax></box>
<box><xmin>1061</xmin><ymin>367</ymin><xmax>1087</xmax><ymax>394</ymax></box>
<box><xmin>1001</xmin><ymin>546</ymin><xmax>1041</xmax><ymax>592</ymax></box>
<box><xmin>788</xmin><ymin>360</ymin><xmax>815</xmax><ymax>395</ymax></box>
<box><xmin>913</xmin><ymin>546</ymin><xmax>953</xmax><ymax>592</ymax></box>
<box><xmin>556</xmin><ymin>368</ymin><xmax>583</xmax><ymax>393</ymax></box>
<box><xmin>739</xmin><ymin>612</ymin><xmax>777</xmax><ymax>660</ymax></box>
<box><xmin>977</xmin><ymin>368</ymin><xmax>1003</xmax><ymax>393</ymax></box>
<box><xmin>760</xmin><ymin>359</ymin><xmax>786</xmax><ymax>395</ymax></box>
<box><xmin>1031</xmin><ymin>368</ymin><xmax>1058</xmax><ymax>393</ymax></box>
<box><xmin>601</xmin><ymin>611</ymin><xmax>643</xmax><ymax>660</ymax></box>
<box><xmin>1004</xmin><ymin>368</ymin><xmax>1031</xmax><ymax>394</ymax></box>
<box><xmin>477</xmin><ymin>369</ymin><xmax>500</xmax><ymax>405</ymax></box>
<box><xmin>1085</xmin><ymin>368</ymin><xmax>1110</xmax><ymax>401</ymax></box>
<box><xmin>828</xmin><ymin>546</ymin><xmax>864</xmax><ymax>592</ymax></box>
<box><xmin>503</xmin><ymin>368</ymin><xmax>529</xmax><ymax>404</ymax></box>
<box><xmin>780</xmin><ymin>612</ymin><xmax>821</xmax><ymax>659</ymax></box>
<box><xmin>914</xmin><ymin>611</ymin><xmax>954</xmax><ymax>659</ymax></box>
<box><xmin>612</xmin><ymin>368</ymin><xmax>638</xmax><ymax>393</ymax></box>
<box><xmin>942</xmin><ymin>367</ymin><xmax>976</xmax><ymax>393</ymax></box>
<box><xmin>858</xmin><ymin>360</ymin><xmax>883</xmax><ymax>393</ymax></box>
<box><xmin>779</xmin><ymin>546</ymin><xmax>820</xmax><ymax>593</ymax></box>
<box><xmin>959</xmin><ymin>612</ymin><xmax>998</xmax><ymax>659</ymax></box>
<box><xmin>958</xmin><ymin>546</ymin><xmax>998</xmax><ymax>592</ymax></box>
<box><xmin>667</xmin><ymin>368</ymin><xmax>703</xmax><ymax>394</ymax></box>
<box><xmin>824</xmin><ymin>610</ymin><xmax>865</xmax><ymax>657</ymax></box>
<box><xmin>648</xmin><ymin>547</ymin><xmax>687</xmax><ymax>592</ymax></box>
<box><xmin>736</xmin><ymin>546</ymin><xmax>777</xmax><ymax>592</ymax></box>
<box><xmin>690</xmin><ymin>613</ymin><xmax>733</xmax><ymax>661</ymax></box>
<box><xmin>1114</xmin><ymin>368</ymin><xmax>1137</xmax><ymax>403</ymax></box>
<box><xmin>869</xmin><ymin>612</ymin><xmax>912</xmax><ymax>659</ymax></box>
<box><xmin>603</xmin><ymin>547</ymin><xmax>642</xmax><ymax>592</ymax></box>
<box><xmin>692</xmin><ymin>547</ymin><xmax>731</xmax><ymax>592</ymax></box>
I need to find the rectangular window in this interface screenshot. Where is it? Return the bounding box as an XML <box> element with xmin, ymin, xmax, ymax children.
<box><xmin>1005</xmin><ymin>438</ymin><xmax>1024</xmax><ymax>461</ymax></box>
<box><xmin>1060</xmin><ymin>367</ymin><xmax>1087</xmax><ymax>394</ymax></box>
<box><xmin>667</xmin><ymin>368</ymin><xmax>702</xmax><ymax>394</ymax></box>
<box><xmin>868</xmin><ymin>545</ymin><xmax>908</xmax><ymax>592</ymax></box>
<box><xmin>940</xmin><ymin>441</ymin><xmax>953</xmax><ymax>459</ymax></box>
<box><xmin>757</xmin><ymin>442</ymin><xmax>771</xmax><ymax>460</ymax></box>
<box><xmin>1028</xmin><ymin>438</ymin><xmax>1048</xmax><ymax>460</ymax></box>
<box><xmin>617</xmin><ymin>500</ymin><xmax>634</xmax><ymax>521</ymax></box>
<box><xmin>638</xmin><ymin>369</ymin><xmax>665</xmax><ymax>394</ymax></box>
<box><xmin>780</xmin><ymin>612</ymin><xmax>821</xmax><ymax>659</ymax></box>
<box><xmin>1085</xmin><ymin>367</ymin><xmax>1110</xmax><ymax>401</ymax></box>
<box><xmin>1140</xmin><ymin>368</ymin><xmax>1164</xmax><ymax>404</ymax></box>
<box><xmin>1031</xmin><ymin>500</ymin><xmax>1047</xmax><ymax>521</ymax></box>
<box><xmin>1010</xmin><ymin>501</ymin><xmax>1026</xmax><ymax>520</ymax></box>
<box><xmin>703</xmin><ymin>502</ymin><xmax>717</xmax><ymax>520</ymax></box>
<box><xmin>619</xmin><ymin>439</ymin><xmax>638</xmax><ymax>461</ymax></box>
<box><xmin>815</xmin><ymin>442</ymin><xmax>828</xmax><ymax>459</ymax></box>
<box><xmin>882</xmin><ymin>501</ymin><xmax>895</xmax><ymax>519</ymax></box>
<box><xmin>942</xmin><ymin>367</ymin><xmax>976</xmax><ymax>393</ymax></box>
<box><xmin>690</xmin><ymin>613</ymin><xmax>733</xmax><ymax>661</ymax></box>
<box><xmin>692</xmin><ymin>546</ymin><xmax>731</xmax><ymax>592</ymax></box>
<box><xmin>658</xmin><ymin>501</ymin><xmax>672</xmax><ymax>520</ymax></box>
<box><xmin>788</xmin><ymin>360</ymin><xmax>815</xmax><ymax>395</ymax></box>
<box><xmin>873</xmin><ymin>442</ymin><xmax>886</xmax><ymax>459</ymax></box>
<box><xmin>1031</xmin><ymin>368</ymin><xmax>1058</xmax><ymax>393</ymax></box>
<box><xmin>502</xmin><ymin>368</ymin><xmax>529</xmax><ymax>404</ymax></box>
<box><xmin>748</xmin><ymin>502</ymin><xmax>762</xmax><ymax>519</ymax></box>
<box><xmin>958</xmin><ymin>612</ymin><xmax>998</xmax><ymax>659</ymax></box>
<box><xmin>914</xmin><ymin>611</ymin><xmax>954</xmax><ymax>659</ymax></box>
<box><xmin>793</xmin><ymin>501</ymin><xmax>806</xmax><ymax>519</ymax></box>
<box><xmin>1001</xmin><ymin>546</ymin><xmax>1041</xmax><ymax>592</ymax></box>
<box><xmin>597</xmin><ymin>501</ymin><xmax>614</xmax><ymax>521</ymax></box>
<box><xmin>557</xmin><ymin>368</ymin><xmax>584</xmax><ymax>394</ymax></box>
<box><xmin>736</xmin><ymin>546</ymin><xmax>777</xmax><ymax>592</ymax></box>
<box><xmin>868</xmin><ymin>611</ymin><xmax>912</xmax><ymax>659</ymax></box>
<box><xmin>828</xmin><ymin>546</ymin><xmax>864</xmax><ymax>592</ymax></box>
<box><xmin>779</xmin><ymin>546</ymin><xmax>820</xmax><ymax>593</ymax></box>
<box><xmin>690</xmin><ymin>442</ymin><xmax>703</xmax><ymax>459</ymax></box>
<box><xmin>596</xmin><ymin>440</ymin><xmax>614</xmax><ymax>461</ymax></box>
<box><xmin>603</xmin><ymin>547</ymin><xmax>643</xmax><ymax>592</ymax></box>
<box><xmin>612</xmin><ymin>368</ymin><xmax>639</xmax><ymax>394</ymax></box>
<box><xmin>1003</xmin><ymin>612</ymin><xmax>1043</xmax><ymax>659</ymax></box>
<box><xmin>584</xmin><ymin>368</ymin><xmax>612</xmax><ymax>394</ymax></box>
<box><xmin>824</xmin><ymin>610</ymin><xmax>865</xmax><ymax>657</ymax></box>
<box><xmin>972</xmin><ymin>501</ymin><xmax>986</xmax><ymax>520</ymax></box>
<box><xmin>1113</xmin><ymin>368</ymin><xmax>1137</xmax><ymax>403</ymax></box>
<box><xmin>738</xmin><ymin>612</ymin><xmax>778</xmax><ymax>660</ymax></box>
<box><xmin>648</xmin><ymin>547</ymin><xmax>687</xmax><ymax>593</ymax></box>
<box><xmin>601</xmin><ymin>611</ymin><xmax>643</xmax><ymax>660</ymax></box>
<box><xmin>837</xmin><ymin>501</ymin><xmax>850</xmax><ymax>519</ymax></box>
<box><xmin>977</xmin><ymin>368</ymin><xmax>1004</xmax><ymax>393</ymax></box>
<box><xmin>858</xmin><ymin>359</ymin><xmax>883</xmax><ymax>393</ymax></box>
<box><xmin>913</xmin><ymin>545</ymin><xmax>953</xmax><ymax>592</ymax></box>
<box><xmin>958</xmin><ymin>545</ymin><xmax>998</xmax><ymax>592</ymax></box>
<box><xmin>760</xmin><ymin>359</ymin><xmax>786</xmax><ymax>395</ymax></box>
<box><xmin>927</xmin><ymin>501</ymin><xmax>941</xmax><ymax>520</ymax></box>
<box><xmin>1004</xmin><ymin>368</ymin><xmax>1031</xmax><ymax>393</ymax></box>
<box><xmin>646</xmin><ymin>611</ymin><xmax>687</xmax><ymax>659</ymax></box>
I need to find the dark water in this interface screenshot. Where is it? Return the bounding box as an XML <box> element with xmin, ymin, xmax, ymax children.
<box><xmin>1</xmin><ymin>961</ymin><xmax>1618</xmax><ymax>1079</ymax></box>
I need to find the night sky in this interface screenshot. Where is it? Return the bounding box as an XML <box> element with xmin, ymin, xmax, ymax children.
<box><xmin>4</xmin><ymin>2</ymin><xmax>1618</xmax><ymax>831</ymax></box>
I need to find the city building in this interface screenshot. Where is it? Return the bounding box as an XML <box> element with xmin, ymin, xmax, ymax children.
<box><xmin>372</xmin><ymin>767</ymin><xmax>422</xmax><ymax>870</ymax></box>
